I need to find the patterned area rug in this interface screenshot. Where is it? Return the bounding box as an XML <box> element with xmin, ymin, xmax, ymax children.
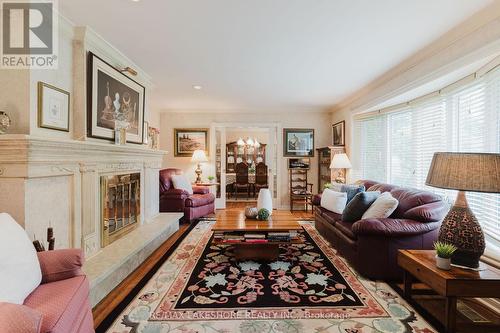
<box><xmin>107</xmin><ymin>220</ymin><xmax>436</xmax><ymax>333</ymax></box>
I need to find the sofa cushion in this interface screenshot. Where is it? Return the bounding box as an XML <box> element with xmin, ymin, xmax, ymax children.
<box><xmin>342</xmin><ymin>191</ymin><xmax>380</xmax><ymax>223</ymax></box>
<box><xmin>355</xmin><ymin>180</ymin><xmax>379</xmax><ymax>190</ymax></box>
<box><xmin>0</xmin><ymin>213</ymin><xmax>42</xmax><ymax>305</ymax></box>
<box><xmin>0</xmin><ymin>302</ymin><xmax>42</xmax><ymax>333</ymax></box>
<box><xmin>171</xmin><ymin>174</ymin><xmax>194</xmax><ymax>195</ymax></box>
<box><xmin>159</xmin><ymin>168</ymin><xmax>183</xmax><ymax>193</ymax></box>
<box><xmin>185</xmin><ymin>193</ymin><xmax>215</xmax><ymax>207</ymax></box>
<box><xmin>404</xmin><ymin>201</ymin><xmax>449</xmax><ymax>223</ymax></box>
<box><xmin>367</xmin><ymin>183</ymin><xmax>399</xmax><ymax>193</ymax></box>
<box><xmin>328</xmin><ymin>183</ymin><xmax>365</xmax><ymax>203</ymax></box>
<box><xmin>317</xmin><ymin>207</ymin><xmax>342</xmax><ymax>226</ymax></box>
<box><xmin>336</xmin><ymin>220</ymin><xmax>357</xmax><ymax>240</ymax></box>
<box><xmin>362</xmin><ymin>192</ymin><xmax>399</xmax><ymax>219</ymax></box>
<box><xmin>37</xmin><ymin>249</ymin><xmax>84</xmax><ymax>284</ymax></box>
<box><xmin>23</xmin><ymin>276</ymin><xmax>89</xmax><ymax>333</ymax></box>
<box><xmin>352</xmin><ymin>218</ymin><xmax>441</xmax><ymax>237</ymax></box>
<box><xmin>321</xmin><ymin>189</ymin><xmax>347</xmax><ymax>214</ymax></box>
<box><xmin>389</xmin><ymin>187</ymin><xmax>446</xmax><ymax>221</ymax></box>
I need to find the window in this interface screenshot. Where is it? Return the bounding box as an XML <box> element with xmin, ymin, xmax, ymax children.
<box><xmin>353</xmin><ymin>66</ymin><xmax>500</xmax><ymax>251</ymax></box>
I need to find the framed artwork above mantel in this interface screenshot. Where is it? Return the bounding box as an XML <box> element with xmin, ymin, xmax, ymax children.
<box><xmin>87</xmin><ymin>52</ymin><xmax>145</xmax><ymax>144</ymax></box>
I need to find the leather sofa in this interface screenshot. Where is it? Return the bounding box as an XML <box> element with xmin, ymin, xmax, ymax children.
<box><xmin>314</xmin><ymin>180</ymin><xmax>448</xmax><ymax>280</ymax></box>
<box><xmin>159</xmin><ymin>168</ymin><xmax>215</xmax><ymax>223</ymax></box>
<box><xmin>0</xmin><ymin>249</ymin><xmax>94</xmax><ymax>333</ymax></box>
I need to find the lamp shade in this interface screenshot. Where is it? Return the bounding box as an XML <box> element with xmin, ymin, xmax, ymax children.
<box><xmin>330</xmin><ymin>153</ymin><xmax>352</xmax><ymax>169</ymax></box>
<box><xmin>425</xmin><ymin>152</ymin><xmax>500</xmax><ymax>193</ymax></box>
<box><xmin>191</xmin><ymin>149</ymin><xmax>208</xmax><ymax>163</ymax></box>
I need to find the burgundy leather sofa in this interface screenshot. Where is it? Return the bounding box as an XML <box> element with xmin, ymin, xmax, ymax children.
<box><xmin>159</xmin><ymin>168</ymin><xmax>215</xmax><ymax>223</ymax></box>
<box><xmin>314</xmin><ymin>180</ymin><xmax>448</xmax><ymax>280</ymax></box>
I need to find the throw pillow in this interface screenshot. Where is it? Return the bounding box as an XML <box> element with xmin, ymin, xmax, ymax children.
<box><xmin>171</xmin><ymin>174</ymin><xmax>194</xmax><ymax>195</ymax></box>
<box><xmin>0</xmin><ymin>213</ymin><xmax>42</xmax><ymax>304</ymax></box>
<box><xmin>362</xmin><ymin>192</ymin><xmax>399</xmax><ymax>219</ymax></box>
<box><xmin>320</xmin><ymin>189</ymin><xmax>348</xmax><ymax>214</ymax></box>
<box><xmin>325</xmin><ymin>183</ymin><xmax>365</xmax><ymax>203</ymax></box>
<box><xmin>342</xmin><ymin>191</ymin><xmax>381</xmax><ymax>223</ymax></box>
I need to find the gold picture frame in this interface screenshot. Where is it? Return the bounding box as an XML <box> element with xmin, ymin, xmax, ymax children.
<box><xmin>174</xmin><ymin>128</ymin><xmax>209</xmax><ymax>157</ymax></box>
<box><xmin>37</xmin><ymin>82</ymin><xmax>70</xmax><ymax>132</ymax></box>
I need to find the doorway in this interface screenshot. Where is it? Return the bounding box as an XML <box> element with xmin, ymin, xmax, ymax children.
<box><xmin>210</xmin><ymin>123</ymin><xmax>280</xmax><ymax>210</ymax></box>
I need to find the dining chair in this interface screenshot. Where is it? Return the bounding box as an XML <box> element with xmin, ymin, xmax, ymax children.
<box><xmin>253</xmin><ymin>162</ymin><xmax>268</xmax><ymax>197</ymax></box>
<box><xmin>233</xmin><ymin>162</ymin><xmax>250</xmax><ymax>199</ymax></box>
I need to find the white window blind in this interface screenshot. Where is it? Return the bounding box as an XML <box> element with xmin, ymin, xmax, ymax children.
<box><xmin>353</xmin><ymin>66</ymin><xmax>500</xmax><ymax>250</ymax></box>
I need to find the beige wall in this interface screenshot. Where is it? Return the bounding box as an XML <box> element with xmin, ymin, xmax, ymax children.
<box><xmin>160</xmin><ymin>111</ymin><xmax>332</xmax><ymax>209</ymax></box>
<box><xmin>1</xmin><ymin>16</ymin><xmax>160</xmax><ymax>143</ymax></box>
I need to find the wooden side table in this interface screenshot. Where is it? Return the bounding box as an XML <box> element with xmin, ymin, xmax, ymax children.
<box><xmin>398</xmin><ymin>250</ymin><xmax>500</xmax><ymax>333</ymax></box>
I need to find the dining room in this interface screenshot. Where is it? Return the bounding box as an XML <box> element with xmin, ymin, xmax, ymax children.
<box><xmin>224</xmin><ymin>128</ymin><xmax>273</xmax><ymax>203</ymax></box>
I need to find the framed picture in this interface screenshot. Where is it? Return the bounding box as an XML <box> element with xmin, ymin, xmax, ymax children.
<box><xmin>37</xmin><ymin>82</ymin><xmax>70</xmax><ymax>132</ymax></box>
<box><xmin>332</xmin><ymin>121</ymin><xmax>345</xmax><ymax>146</ymax></box>
<box><xmin>87</xmin><ymin>52</ymin><xmax>145</xmax><ymax>144</ymax></box>
<box><xmin>288</xmin><ymin>158</ymin><xmax>310</xmax><ymax>169</ymax></box>
<box><xmin>283</xmin><ymin>128</ymin><xmax>314</xmax><ymax>157</ymax></box>
<box><xmin>174</xmin><ymin>128</ymin><xmax>209</xmax><ymax>157</ymax></box>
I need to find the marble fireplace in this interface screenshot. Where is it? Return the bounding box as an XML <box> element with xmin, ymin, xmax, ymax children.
<box><xmin>0</xmin><ymin>136</ymin><xmax>183</xmax><ymax>306</ymax></box>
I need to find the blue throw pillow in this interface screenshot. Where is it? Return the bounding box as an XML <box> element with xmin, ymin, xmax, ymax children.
<box><xmin>342</xmin><ymin>191</ymin><xmax>381</xmax><ymax>223</ymax></box>
<box><xmin>327</xmin><ymin>183</ymin><xmax>365</xmax><ymax>203</ymax></box>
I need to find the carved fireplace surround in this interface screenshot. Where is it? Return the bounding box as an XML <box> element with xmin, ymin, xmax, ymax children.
<box><xmin>0</xmin><ymin>135</ymin><xmax>165</xmax><ymax>257</ymax></box>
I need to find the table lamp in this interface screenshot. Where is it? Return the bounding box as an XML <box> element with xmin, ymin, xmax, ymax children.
<box><xmin>191</xmin><ymin>149</ymin><xmax>208</xmax><ymax>184</ymax></box>
<box><xmin>426</xmin><ymin>152</ymin><xmax>500</xmax><ymax>268</ymax></box>
<box><xmin>330</xmin><ymin>153</ymin><xmax>352</xmax><ymax>183</ymax></box>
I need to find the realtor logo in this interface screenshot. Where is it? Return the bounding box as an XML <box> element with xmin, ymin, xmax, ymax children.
<box><xmin>1</xmin><ymin>0</ymin><xmax>58</xmax><ymax>68</ymax></box>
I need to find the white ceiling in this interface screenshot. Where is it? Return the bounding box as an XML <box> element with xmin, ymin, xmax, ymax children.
<box><xmin>59</xmin><ymin>0</ymin><xmax>493</xmax><ymax>113</ymax></box>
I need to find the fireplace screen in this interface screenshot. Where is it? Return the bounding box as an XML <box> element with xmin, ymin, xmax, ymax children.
<box><xmin>101</xmin><ymin>173</ymin><xmax>140</xmax><ymax>247</ymax></box>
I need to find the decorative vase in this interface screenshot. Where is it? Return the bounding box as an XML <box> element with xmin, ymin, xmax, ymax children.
<box><xmin>438</xmin><ymin>191</ymin><xmax>485</xmax><ymax>268</ymax></box>
<box><xmin>257</xmin><ymin>189</ymin><xmax>272</xmax><ymax>216</ymax></box>
<box><xmin>245</xmin><ymin>207</ymin><xmax>258</xmax><ymax>219</ymax></box>
<box><xmin>435</xmin><ymin>255</ymin><xmax>451</xmax><ymax>270</ymax></box>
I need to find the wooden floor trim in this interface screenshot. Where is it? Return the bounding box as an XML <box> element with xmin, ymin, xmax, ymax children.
<box><xmin>92</xmin><ymin>222</ymin><xmax>191</xmax><ymax>329</ymax></box>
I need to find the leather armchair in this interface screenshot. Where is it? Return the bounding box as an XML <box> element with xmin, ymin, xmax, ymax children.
<box><xmin>314</xmin><ymin>180</ymin><xmax>447</xmax><ymax>280</ymax></box>
<box><xmin>159</xmin><ymin>168</ymin><xmax>215</xmax><ymax>223</ymax></box>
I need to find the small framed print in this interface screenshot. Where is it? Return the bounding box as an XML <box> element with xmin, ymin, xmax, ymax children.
<box><xmin>332</xmin><ymin>120</ymin><xmax>345</xmax><ymax>146</ymax></box>
<box><xmin>174</xmin><ymin>128</ymin><xmax>209</xmax><ymax>157</ymax></box>
<box><xmin>283</xmin><ymin>128</ymin><xmax>314</xmax><ymax>157</ymax></box>
<box><xmin>38</xmin><ymin>82</ymin><xmax>70</xmax><ymax>132</ymax></box>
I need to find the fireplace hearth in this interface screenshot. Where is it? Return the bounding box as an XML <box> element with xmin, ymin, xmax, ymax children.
<box><xmin>101</xmin><ymin>173</ymin><xmax>140</xmax><ymax>247</ymax></box>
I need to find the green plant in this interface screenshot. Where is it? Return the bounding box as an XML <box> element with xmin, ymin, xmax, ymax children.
<box><xmin>257</xmin><ymin>208</ymin><xmax>270</xmax><ymax>221</ymax></box>
<box><xmin>207</xmin><ymin>175</ymin><xmax>215</xmax><ymax>181</ymax></box>
<box><xmin>434</xmin><ymin>241</ymin><xmax>457</xmax><ymax>259</ymax></box>
<box><xmin>323</xmin><ymin>182</ymin><xmax>332</xmax><ymax>189</ymax></box>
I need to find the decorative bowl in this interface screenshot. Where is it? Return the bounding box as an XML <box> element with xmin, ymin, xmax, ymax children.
<box><xmin>245</xmin><ymin>207</ymin><xmax>258</xmax><ymax>219</ymax></box>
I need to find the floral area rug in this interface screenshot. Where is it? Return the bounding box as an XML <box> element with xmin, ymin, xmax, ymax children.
<box><xmin>107</xmin><ymin>220</ymin><xmax>436</xmax><ymax>333</ymax></box>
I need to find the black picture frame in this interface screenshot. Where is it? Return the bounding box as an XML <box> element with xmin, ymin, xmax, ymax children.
<box><xmin>332</xmin><ymin>121</ymin><xmax>345</xmax><ymax>146</ymax></box>
<box><xmin>87</xmin><ymin>52</ymin><xmax>145</xmax><ymax>144</ymax></box>
<box><xmin>283</xmin><ymin>128</ymin><xmax>314</xmax><ymax>157</ymax></box>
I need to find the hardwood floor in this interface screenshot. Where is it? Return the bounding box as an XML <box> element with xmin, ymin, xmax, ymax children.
<box><xmin>93</xmin><ymin>204</ymin><xmax>313</xmax><ymax>330</ymax></box>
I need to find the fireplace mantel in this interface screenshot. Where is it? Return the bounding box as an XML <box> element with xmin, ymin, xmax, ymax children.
<box><xmin>0</xmin><ymin>134</ymin><xmax>167</xmax><ymax>257</ymax></box>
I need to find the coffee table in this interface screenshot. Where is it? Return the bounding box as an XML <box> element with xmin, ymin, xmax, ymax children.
<box><xmin>212</xmin><ymin>211</ymin><xmax>303</xmax><ymax>261</ymax></box>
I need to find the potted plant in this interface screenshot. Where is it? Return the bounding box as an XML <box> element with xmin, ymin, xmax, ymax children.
<box><xmin>434</xmin><ymin>241</ymin><xmax>457</xmax><ymax>270</ymax></box>
<box><xmin>207</xmin><ymin>175</ymin><xmax>215</xmax><ymax>183</ymax></box>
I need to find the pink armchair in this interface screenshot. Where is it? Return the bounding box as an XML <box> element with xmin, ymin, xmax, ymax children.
<box><xmin>159</xmin><ymin>168</ymin><xmax>215</xmax><ymax>223</ymax></box>
<box><xmin>0</xmin><ymin>249</ymin><xmax>94</xmax><ymax>333</ymax></box>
